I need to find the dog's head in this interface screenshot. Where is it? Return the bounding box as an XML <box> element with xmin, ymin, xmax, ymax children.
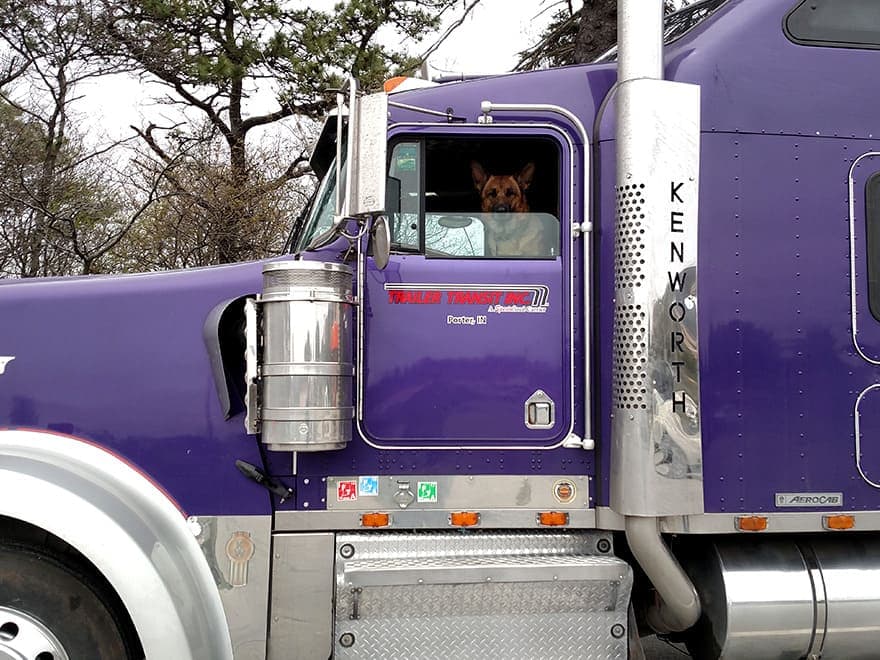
<box><xmin>471</xmin><ymin>161</ymin><xmax>535</xmax><ymax>213</ymax></box>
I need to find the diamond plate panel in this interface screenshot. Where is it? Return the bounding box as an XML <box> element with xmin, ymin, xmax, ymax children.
<box><xmin>337</xmin><ymin>531</ymin><xmax>610</xmax><ymax>560</ymax></box>
<box><xmin>336</xmin><ymin>611</ymin><xmax>628</xmax><ymax>659</ymax></box>
<box><xmin>333</xmin><ymin>532</ymin><xmax>632</xmax><ymax>659</ymax></box>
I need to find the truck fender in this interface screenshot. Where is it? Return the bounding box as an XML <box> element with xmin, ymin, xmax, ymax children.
<box><xmin>0</xmin><ymin>428</ymin><xmax>233</xmax><ymax>660</ymax></box>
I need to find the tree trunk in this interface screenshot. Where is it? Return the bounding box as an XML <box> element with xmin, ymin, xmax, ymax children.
<box><xmin>572</xmin><ymin>0</ymin><xmax>618</xmax><ymax>64</ymax></box>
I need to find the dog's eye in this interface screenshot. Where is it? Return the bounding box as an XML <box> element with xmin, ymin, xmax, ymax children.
<box><xmin>487</xmin><ymin>189</ymin><xmax>498</xmax><ymax>197</ymax></box>
<box><xmin>505</xmin><ymin>188</ymin><xmax>516</xmax><ymax>197</ymax></box>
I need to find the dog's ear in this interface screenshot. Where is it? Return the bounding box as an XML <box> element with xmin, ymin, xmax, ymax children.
<box><xmin>517</xmin><ymin>162</ymin><xmax>535</xmax><ymax>190</ymax></box>
<box><xmin>471</xmin><ymin>161</ymin><xmax>488</xmax><ymax>191</ymax></box>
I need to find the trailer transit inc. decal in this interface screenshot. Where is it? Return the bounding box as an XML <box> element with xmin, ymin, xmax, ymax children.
<box><xmin>385</xmin><ymin>283</ymin><xmax>549</xmax><ymax>325</ymax></box>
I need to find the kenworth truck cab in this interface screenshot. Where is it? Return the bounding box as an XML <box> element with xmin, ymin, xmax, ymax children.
<box><xmin>2</xmin><ymin>0</ymin><xmax>880</xmax><ymax>658</ymax></box>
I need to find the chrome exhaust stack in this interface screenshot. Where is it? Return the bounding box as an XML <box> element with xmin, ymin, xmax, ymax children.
<box><xmin>613</xmin><ymin>0</ymin><xmax>703</xmax><ymax>633</ymax></box>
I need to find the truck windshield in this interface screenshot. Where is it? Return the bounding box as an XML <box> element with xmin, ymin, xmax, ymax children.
<box><xmin>297</xmin><ymin>159</ymin><xmax>343</xmax><ymax>251</ymax></box>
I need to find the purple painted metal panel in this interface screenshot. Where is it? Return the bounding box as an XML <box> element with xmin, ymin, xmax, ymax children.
<box><xmin>387</xmin><ymin>64</ymin><xmax>616</xmax><ymax>128</ymax></box>
<box><xmin>13</xmin><ymin>0</ymin><xmax>880</xmax><ymax>520</ymax></box>
<box><xmin>361</xmin><ymin>257</ymin><xmax>568</xmax><ymax>445</ymax></box>
<box><xmin>0</xmin><ymin>261</ymin><xmax>271</xmax><ymax>516</ymax></box>
<box><xmin>695</xmin><ymin>133</ymin><xmax>865</xmax><ymax>512</ymax></box>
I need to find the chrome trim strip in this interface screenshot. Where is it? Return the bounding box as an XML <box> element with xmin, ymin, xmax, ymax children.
<box><xmin>275</xmin><ymin>508</ymin><xmax>597</xmax><ymax>532</ymax></box>
<box><xmin>0</xmin><ymin>429</ymin><xmax>233</xmax><ymax>660</ymax></box>
<box><xmin>388</xmin><ymin>100</ymin><xmax>456</xmax><ymax>119</ymax></box>
<box><xmin>356</xmin><ymin>121</ymin><xmax>581</xmax><ymax>451</ymax></box>
<box><xmin>277</xmin><ymin>506</ymin><xmax>880</xmax><ymax>535</ymax></box>
<box><xmin>596</xmin><ymin>508</ymin><xmax>880</xmax><ymax>534</ymax></box>
<box><xmin>847</xmin><ymin>151</ymin><xmax>880</xmax><ymax>365</ymax></box>
<box><xmin>481</xmin><ymin>103</ymin><xmax>594</xmax><ymax>446</ymax></box>
<box><xmin>854</xmin><ymin>384</ymin><xmax>880</xmax><ymax>488</ymax></box>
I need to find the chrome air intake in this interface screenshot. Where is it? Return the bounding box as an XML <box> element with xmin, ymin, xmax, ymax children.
<box><xmin>683</xmin><ymin>537</ymin><xmax>880</xmax><ymax>660</ymax></box>
<box><xmin>258</xmin><ymin>261</ymin><xmax>354</xmax><ymax>452</ymax></box>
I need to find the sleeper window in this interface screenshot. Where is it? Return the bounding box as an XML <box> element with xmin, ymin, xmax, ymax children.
<box><xmin>786</xmin><ymin>0</ymin><xmax>880</xmax><ymax>49</ymax></box>
<box><xmin>866</xmin><ymin>173</ymin><xmax>880</xmax><ymax>321</ymax></box>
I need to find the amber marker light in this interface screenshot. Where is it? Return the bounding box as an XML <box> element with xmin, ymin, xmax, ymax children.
<box><xmin>360</xmin><ymin>512</ymin><xmax>391</xmax><ymax>528</ymax></box>
<box><xmin>538</xmin><ymin>511</ymin><xmax>569</xmax><ymax>527</ymax></box>
<box><xmin>383</xmin><ymin>76</ymin><xmax>408</xmax><ymax>93</ymax></box>
<box><xmin>736</xmin><ymin>516</ymin><xmax>768</xmax><ymax>532</ymax></box>
<box><xmin>823</xmin><ymin>514</ymin><xmax>855</xmax><ymax>530</ymax></box>
<box><xmin>449</xmin><ymin>511</ymin><xmax>480</xmax><ymax>527</ymax></box>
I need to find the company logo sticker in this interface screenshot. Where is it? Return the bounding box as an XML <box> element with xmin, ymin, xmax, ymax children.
<box><xmin>775</xmin><ymin>492</ymin><xmax>843</xmax><ymax>508</ymax></box>
<box><xmin>553</xmin><ymin>479</ymin><xmax>577</xmax><ymax>504</ymax></box>
<box><xmin>0</xmin><ymin>356</ymin><xmax>15</xmax><ymax>375</ymax></box>
<box><xmin>417</xmin><ymin>481</ymin><xmax>438</xmax><ymax>503</ymax></box>
<box><xmin>337</xmin><ymin>481</ymin><xmax>358</xmax><ymax>502</ymax></box>
<box><xmin>385</xmin><ymin>284</ymin><xmax>550</xmax><ymax>314</ymax></box>
<box><xmin>358</xmin><ymin>476</ymin><xmax>379</xmax><ymax>497</ymax></box>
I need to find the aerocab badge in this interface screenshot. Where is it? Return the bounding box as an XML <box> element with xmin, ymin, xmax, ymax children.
<box><xmin>0</xmin><ymin>356</ymin><xmax>15</xmax><ymax>375</ymax></box>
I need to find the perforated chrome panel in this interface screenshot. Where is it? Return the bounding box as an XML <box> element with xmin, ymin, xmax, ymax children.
<box><xmin>333</xmin><ymin>532</ymin><xmax>632</xmax><ymax>660</ymax></box>
<box><xmin>614</xmin><ymin>184</ymin><xmax>647</xmax><ymax>290</ymax></box>
<box><xmin>612</xmin><ymin>301</ymin><xmax>648</xmax><ymax>410</ymax></box>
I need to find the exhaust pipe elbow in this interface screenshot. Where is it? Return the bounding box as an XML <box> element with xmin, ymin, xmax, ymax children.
<box><xmin>625</xmin><ymin>515</ymin><xmax>701</xmax><ymax>633</ymax></box>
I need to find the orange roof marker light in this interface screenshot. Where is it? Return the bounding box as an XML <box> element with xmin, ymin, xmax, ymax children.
<box><xmin>360</xmin><ymin>512</ymin><xmax>391</xmax><ymax>528</ymax></box>
<box><xmin>823</xmin><ymin>514</ymin><xmax>855</xmax><ymax>530</ymax></box>
<box><xmin>538</xmin><ymin>511</ymin><xmax>570</xmax><ymax>527</ymax></box>
<box><xmin>449</xmin><ymin>511</ymin><xmax>480</xmax><ymax>527</ymax></box>
<box><xmin>383</xmin><ymin>76</ymin><xmax>439</xmax><ymax>94</ymax></box>
<box><xmin>736</xmin><ymin>516</ymin><xmax>768</xmax><ymax>532</ymax></box>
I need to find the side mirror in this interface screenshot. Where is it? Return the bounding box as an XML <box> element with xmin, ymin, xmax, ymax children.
<box><xmin>343</xmin><ymin>82</ymin><xmax>388</xmax><ymax>217</ymax></box>
<box><xmin>370</xmin><ymin>216</ymin><xmax>391</xmax><ymax>270</ymax></box>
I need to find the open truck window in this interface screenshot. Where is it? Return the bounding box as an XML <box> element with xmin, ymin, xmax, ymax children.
<box><xmin>388</xmin><ymin>136</ymin><xmax>561</xmax><ymax>259</ymax></box>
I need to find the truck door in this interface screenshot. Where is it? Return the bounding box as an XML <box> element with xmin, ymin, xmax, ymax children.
<box><xmin>358</xmin><ymin>128</ymin><xmax>578</xmax><ymax>449</ymax></box>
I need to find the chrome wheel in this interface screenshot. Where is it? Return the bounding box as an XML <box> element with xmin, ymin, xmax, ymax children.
<box><xmin>0</xmin><ymin>605</ymin><xmax>69</xmax><ymax>660</ymax></box>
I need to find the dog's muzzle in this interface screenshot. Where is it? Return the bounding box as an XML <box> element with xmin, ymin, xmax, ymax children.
<box><xmin>491</xmin><ymin>204</ymin><xmax>511</xmax><ymax>213</ymax></box>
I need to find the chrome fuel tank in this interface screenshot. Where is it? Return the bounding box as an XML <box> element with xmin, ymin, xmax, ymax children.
<box><xmin>682</xmin><ymin>536</ymin><xmax>880</xmax><ymax>660</ymax></box>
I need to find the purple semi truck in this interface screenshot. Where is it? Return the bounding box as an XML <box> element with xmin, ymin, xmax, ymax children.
<box><xmin>1</xmin><ymin>0</ymin><xmax>878</xmax><ymax>658</ymax></box>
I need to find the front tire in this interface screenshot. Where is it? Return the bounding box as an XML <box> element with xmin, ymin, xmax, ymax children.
<box><xmin>0</xmin><ymin>542</ymin><xmax>136</xmax><ymax>659</ymax></box>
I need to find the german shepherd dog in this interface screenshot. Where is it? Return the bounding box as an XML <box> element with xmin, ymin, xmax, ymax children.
<box><xmin>470</xmin><ymin>161</ymin><xmax>550</xmax><ymax>257</ymax></box>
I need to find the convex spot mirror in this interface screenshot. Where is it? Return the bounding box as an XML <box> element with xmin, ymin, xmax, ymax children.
<box><xmin>371</xmin><ymin>215</ymin><xmax>390</xmax><ymax>270</ymax></box>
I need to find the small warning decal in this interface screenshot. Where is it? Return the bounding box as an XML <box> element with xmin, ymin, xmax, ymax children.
<box><xmin>417</xmin><ymin>481</ymin><xmax>438</xmax><ymax>503</ymax></box>
<box><xmin>359</xmin><ymin>476</ymin><xmax>379</xmax><ymax>497</ymax></box>
<box><xmin>337</xmin><ymin>481</ymin><xmax>358</xmax><ymax>502</ymax></box>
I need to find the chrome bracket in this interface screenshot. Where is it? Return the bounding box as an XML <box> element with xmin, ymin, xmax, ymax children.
<box><xmin>244</xmin><ymin>296</ymin><xmax>261</xmax><ymax>435</ymax></box>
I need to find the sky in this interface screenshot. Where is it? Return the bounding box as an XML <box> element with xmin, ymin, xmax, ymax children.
<box><xmin>427</xmin><ymin>0</ymin><xmax>553</xmax><ymax>75</ymax></box>
<box><xmin>77</xmin><ymin>1</ymin><xmax>555</xmax><ymax>142</ymax></box>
